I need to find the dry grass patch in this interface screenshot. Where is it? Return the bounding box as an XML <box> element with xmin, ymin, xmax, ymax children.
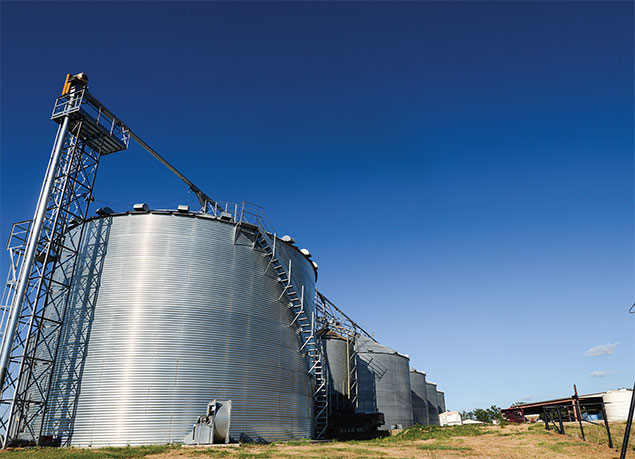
<box><xmin>556</xmin><ymin>421</ymin><xmax>635</xmax><ymax>453</ymax></box>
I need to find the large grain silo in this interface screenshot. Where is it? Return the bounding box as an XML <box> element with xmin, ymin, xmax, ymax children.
<box><xmin>409</xmin><ymin>369</ymin><xmax>429</xmax><ymax>425</ymax></box>
<box><xmin>42</xmin><ymin>210</ymin><xmax>317</xmax><ymax>446</ymax></box>
<box><xmin>356</xmin><ymin>337</ymin><xmax>412</xmax><ymax>430</ymax></box>
<box><xmin>426</xmin><ymin>381</ymin><xmax>439</xmax><ymax>425</ymax></box>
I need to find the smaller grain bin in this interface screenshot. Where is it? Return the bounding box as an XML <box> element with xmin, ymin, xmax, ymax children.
<box><xmin>409</xmin><ymin>369</ymin><xmax>429</xmax><ymax>425</ymax></box>
<box><xmin>321</xmin><ymin>330</ymin><xmax>355</xmax><ymax>415</ymax></box>
<box><xmin>604</xmin><ymin>389</ymin><xmax>635</xmax><ymax>422</ymax></box>
<box><xmin>356</xmin><ymin>337</ymin><xmax>413</xmax><ymax>430</ymax></box>
<box><xmin>426</xmin><ymin>381</ymin><xmax>439</xmax><ymax>425</ymax></box>
<box><xmin>437</xmin><ymin>390</ymin><xmax>446</xmax><ymax>415</ymax></box>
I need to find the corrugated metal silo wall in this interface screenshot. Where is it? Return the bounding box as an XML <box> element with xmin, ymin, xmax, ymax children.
<box><xmin>322</xmin><ymin>335</ymin><xmax>351</xmax><ymax>415</ymax></box>
<box><xmin>426</xmin><ymin>382</ymin><xmax>439</xmax><ymax>425</ymax></box>
<box><xmin>409</xmin><ymin>369</ymin><xmax>429</xmax><ymax>425</ymax></box>
<box><xmin>44</xmin><ymin>212</ymin><xmax>315</xmax><ymax>446</ymax></box>
<box><xmin>276</xmin><ymin>241</ymin><xmax>316</xmax><ymax>317</ymax></box>
<box><xmin>356</xmin><ymin>337</ymin><xmax>413</xmax><ymax>430</ymax></box>
<box><xmin>437</xmin><ymin>391</ymin><xmax>446</xmax><ymax>414</ymax></box>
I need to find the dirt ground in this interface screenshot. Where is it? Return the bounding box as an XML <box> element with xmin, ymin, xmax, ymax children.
<box><xmin>143</xmin><ymin>424</ymin><xmax>629</xmax><ymax>459</ymax></box>
<box><xmin>1</xmin><ymin>423</ymin><xmax>631</xmax><ymax>458</ymax></box>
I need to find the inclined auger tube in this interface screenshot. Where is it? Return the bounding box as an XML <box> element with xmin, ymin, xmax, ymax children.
<box><xmin>128</xmin><ymin>131</ymin><xmax>217</xmax><ymax>211</ymax></box>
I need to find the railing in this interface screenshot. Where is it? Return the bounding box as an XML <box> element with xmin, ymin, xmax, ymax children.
<box><xmin>51</xmin><ymin>89</ymin><xmax>131</xmax><ymax>149</ymax></box>
<box><xmin>206</xmin><ymin>201</ymin><xmax>276</xmax><ymax>235</ymax></box>
<box><xmin>316</xmin><ymin>292</ymin><xmax>374</xmax><ymax>341</ymax></box>
<box><xmin>0</xmin><ymin>221</ymin><xmax>32</xmax><ymax>354</ymax></box>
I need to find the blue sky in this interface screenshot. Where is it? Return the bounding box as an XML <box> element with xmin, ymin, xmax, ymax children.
<box><xmin>1</xmin><ymin>1</ymin><xmax>633</xmax><ymax>412</ymax></box>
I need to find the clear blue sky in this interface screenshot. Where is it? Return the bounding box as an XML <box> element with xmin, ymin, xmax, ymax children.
<box><xmin>1</xmin><ymin>1</ymin><xmax>633</xmax><ymax>412</ymax></box>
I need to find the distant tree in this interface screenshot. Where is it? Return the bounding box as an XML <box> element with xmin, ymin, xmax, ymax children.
<box><xmin>461</xmin><ymin>405</ymin><xmax>504</xmax><ymax>423</ymax></box>
<box><xmin>487</xmin><ymin>405</ymin><xmax>505</xmax><ymax>423</ymax></box>
<box><xmin>473</xmin><ymin>408</ymin><xmax>490</xmax><ymax>423</ymax></box>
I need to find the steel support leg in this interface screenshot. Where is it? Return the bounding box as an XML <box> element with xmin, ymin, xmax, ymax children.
<box><xmin>557</xmin><ymin>408</ymin><xmax>564</xmax><ymax>435</ymax></box>
<box><xmin>619</xmin><ymin>381</ymin><xmax>635</xmax><ymax>459</ymax></box>
<box><xmin>601</xmin><ymin>404</ymin><xmax>613</xmax><ymax>449</ymax></box>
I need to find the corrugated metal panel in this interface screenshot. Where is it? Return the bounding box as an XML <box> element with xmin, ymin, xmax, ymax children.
<box><xmin>409</xmin><ymin>369</ymin><xmax>429</xmax><ymax>425</ymax></box>
<box><xmin>45</xmin><ymin>212</ymin><xmax>315</xmax><ymax>446</ymax></box>
<box><xmin>437</xmin><ymin>390</ymin><xmax>446</xmax><ymax>414</ymax></box>
<box><xmin>276</xmin><ymin>240</ymin><xmax>316</xmax><ymax>318</ymax></box>
<box><xmin>604</xmin><ymin>389</ymin><xmax>635</xmax><ymax>422</ymax></box>
<box><xmin>426</xmin><ymin>382</ymin><xmax>439</xmax><ymax>425</ymax></box>
<box><xmin>356</xmin><ymin>337</ymin><xmax>412</xmax><ymax>430</ymax></box>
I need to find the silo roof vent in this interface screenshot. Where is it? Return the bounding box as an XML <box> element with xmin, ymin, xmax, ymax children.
<box><xmin>300</xmin><ymin>248</ymin><xmax>311</xmax><ymax>257</ymax></box>
<box><xmin>96</xmin><ymin>207</ymin><xmax>113</xmax><ymax>216</ymax></box>
<box><xmin>133</xmin><ymin>203</ymin><xmax>149</xmax><ymax>212</ymax></box>
<box><xmin>281</xmin><ymin>235</ymin><xmax>295</xmax><ymax>244</ymax></box>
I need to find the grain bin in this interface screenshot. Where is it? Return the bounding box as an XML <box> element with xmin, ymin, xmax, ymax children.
<box><xmin>356</xmin><ymin>337</ymin><xmax>412</xmax><ymax>430</ymax></box>
<box><xmin>437</xmin><ymin>390</ymin><xmax>446</xmax><ymax>414</ymax></box>
<box><xmin>426</xmin><ymin>382</ymin><xmax>439</xmax><ymax>425</ymax></box>
<box><xmin>43</xmin><ymin>210</ymin><xmax>317</xmax><ymax>446</ymax></box>
<box><xmin>409</xmin><ymin>369</ymin><xmax>429</xmax><ymax>425</ymax></box>
<box><xmin>321</xmin><ymin>331</ymin><xmax>354</xmax><ymax>415</ymax></box>
<box><xmin>604</xmin><ymin>389</ymin><xmax>635</xmax><ymax>422</ymax></box>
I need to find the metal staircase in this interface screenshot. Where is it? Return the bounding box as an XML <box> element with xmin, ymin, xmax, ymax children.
<box><xmin>254</xmin><ymin>229</ymin><xmax>329</xmax><ymax>439</ymax></box>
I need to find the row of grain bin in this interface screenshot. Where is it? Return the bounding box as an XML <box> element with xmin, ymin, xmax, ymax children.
<box><xmin>38</xmin><ymin>208</ymin><xmax>448</xmax><ymax>446</ymax></box>
<box><xmin>324</xmin><ymin>333</ymin><xmax>448</xmax><ymax>431</ymax></box>
<box><xmin>410</xmin><ymin>369</ymin><xmax>446</xmax><ymax>426</ymax></box>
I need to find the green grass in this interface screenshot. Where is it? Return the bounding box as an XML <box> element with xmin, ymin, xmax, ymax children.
<box><xmin>344</xmin><ymin>424</ymin><xmax>487</xmax><ymax>447</ymax></box>
<box><xmin>276</xmin><ymin>438</ymin><xmax>311</xmax><ymax>446</ymax></box>
<box><xmin>0</xmin><ymin>444</ymin><xmax>178</xmax><ymax>458</ymax></box>
<box><xmin>396</xmin><ymin>424</ymin><xmax>487</xmax><ymax>441</ymax></box>
<box><xmin>235</xmin><ymin>452</ymin><xmax>273</xmax><ymax>458</ymax></box>
<box><xmin>325</xmin><ymin>447</ymin><xmax>387</xmax><ymax>456</ymax></box>
<box><xmin>416</xmin><ymin>443</ymin><xmax>472</xmax><ymax>451</ymax></box>
<box><xmin>190</xmin><ymin>449</ymin><xmax>235</xmax><ymax>458</ymax></box>
<box><xmin>537</xmin><ymin>440</ymin><xmax>587</xmax><ymax>453</ymax></box>
<box><xmin>495</xmin><ymin>429</ymin><xmax>540</xmax><ymax>437</ymax></box>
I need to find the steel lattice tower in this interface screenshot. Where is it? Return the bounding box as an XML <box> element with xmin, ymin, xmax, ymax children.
<box><xmin>0</xmin><ymin>75</ymin><xmax>130</xmax><ymax>446</ymax></box>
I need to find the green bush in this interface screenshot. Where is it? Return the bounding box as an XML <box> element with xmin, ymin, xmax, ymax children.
<box><xmin>396</xmin><ymin>424</ymin><xmax>487</xmax><ymax>441</ymax></box>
